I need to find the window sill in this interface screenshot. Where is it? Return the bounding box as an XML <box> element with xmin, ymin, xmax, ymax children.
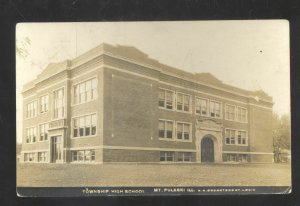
<box><xmin>224</xmin><ymin>144</ymin><xmax>248</xmax><ymax>147</ymax></box>
<box><xmin>177</xmin><ymin>161</ymin><xmax>192</xmax><ymax>163</ymax></box>
<box><xmin>71</xmin><ymin>99</ymin><xmax>97</xmax><ymax>107</ymax></box>
<box><xmin>158</xmin><ymin>138</ymin><xmax>175</xmax><ymax>142</ymax></box>
<box><xmin>51</xmin><ymin>117</ymin><xmax>66</xmax><ymax>121</ymax></box>
<box><xmin>37</xmin><ymin>140</ymin><xmax>49</xmax><ymax>143</ymax></box>
<box><xmin>71</xmin><ymin>135</ymin><xmax>98</xmax><ymax>139</ymax></box>
<box><xmin>209</xmin><ymin>116</ymin><xmax>222</xmax><ymax>119</ymax></box>
<box><xmin>159</xmin><ymin>161</ymin><xmax>175</xmax><ymax>163</ymax></box>
<box><xmin>176</xmin><ymin>139</ymin><xmax>192</xmax><ymax>142</ymax></box>
<box><xmin>195</xmin><ymin>113</ymin><xmax>209</xmax><ymax>117</ymax></box>
<box><xmin>39</xmin><ymin>111</ymin><xmax>49</xmax><ymax>115</ymax></box>
<box><xmin>197</xmin><ymin>115</ymin><xmax>222</xmax><ymax>119</ymax></box>
<box><xmin>158</xmin><ymin>138</ymin><xmax>192</xmax><ymax>143</ymax></box>
<box><xmin>25</xmin><ymin>142</ymin><xmax>37</xmax><ymax>145</ymax></box>
<box><xmin>70</xmin><ymin>161</ymin><xmax>97</xmax><ymax>164</ymax></box>
<box><xmin>175</xmin><ymin>110</ymin><xmax>192</xmax><ymax>114</ymax></box>
<box><xmin>224</xmin><ymin>118</ymin><xmax>248</xmax><ymax>123</ymax></box>
<box><xmin>158</xmin><ymin>107</ymin><xmax>174</xmax><ymax>111</ymax></box>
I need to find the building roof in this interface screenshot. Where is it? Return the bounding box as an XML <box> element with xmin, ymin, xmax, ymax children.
<box><xmin>100</xmin><ymin>43</ymin><xmax>272</xmax><ymax>101</ymax></box>
<box><xmin>22</xmin><ymin>42</ymin><xmax>272</xmax><ymax>102</ymax></box>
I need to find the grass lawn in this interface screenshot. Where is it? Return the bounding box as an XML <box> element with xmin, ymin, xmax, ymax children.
<box><xmin>17</xmin><ymin>162</ymin><xmax>291</xmax><ymax>187</ymax></box>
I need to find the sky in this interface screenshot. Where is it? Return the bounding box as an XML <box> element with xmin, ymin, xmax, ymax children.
<box><xmin>16</xmin><ymin>21</ymin><xmax>290</xmax><ymax>143</ymax></box>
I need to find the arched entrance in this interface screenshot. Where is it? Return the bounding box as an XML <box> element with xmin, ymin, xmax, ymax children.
<box><xmin>201</xmin><ymin>137</ymin><xmax>214</xmax><ymax>162</ymax></box>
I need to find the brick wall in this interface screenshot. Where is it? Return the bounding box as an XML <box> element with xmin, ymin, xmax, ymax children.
<box><xmin>103</xmin><ymin>68</ymin><xmax>156</xmax><ymax>148</ymax></box>
<box><xmin>103</xmin><ymin>149</ymin><xmax>159</xmax><ymax>162</ymax></box>
<box><xmin>248</xmin><ymin>106</ymin><xmax>273</xmax><ymax>155</ymax></box>
<box><xmin>103</xmin><ymin>149</ymin><xmax>196</xmax><ymax>162</ymax></box>
<box><xmin>250</xmin><ymin>154</ymin><xmax>273</xmax><ymax>162</ymax></box>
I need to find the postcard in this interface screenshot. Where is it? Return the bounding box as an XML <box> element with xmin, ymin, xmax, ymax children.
<box><xmin>16</xmin><ymin>21</ymin><xmax>291</xmax><ymax>196</ymax></box>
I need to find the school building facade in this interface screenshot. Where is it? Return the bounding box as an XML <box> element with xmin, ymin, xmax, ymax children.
<box><xmin>20</xmin><ymin>43</ymin><xmax>274</xmax><ymax>164</ymax></box>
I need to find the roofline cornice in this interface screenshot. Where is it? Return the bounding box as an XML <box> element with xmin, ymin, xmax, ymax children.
<box><xmin>102</xmin><ymin>52</ymin><xmax>273</xmax><ymax>104</ymax></box>
<box><xmin>22</xmin><ymin>43</ymin><xmax>273</xmax><ymax>105</ymax></box>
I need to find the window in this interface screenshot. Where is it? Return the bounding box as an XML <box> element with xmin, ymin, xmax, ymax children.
<box><xmin>225</xmin><ymin>104</ymin><xmax>236</xmax><ymax>120</ymax></box>
<box><xmin>24</xmin><ymin>153</ymin><xmax>35</xmax><ymax>162</ymax></box>
<box><xmin>225</xmin><ymin>104</ymin><xmax>247</xmax><ymax>123</ymax></box>
<box><xmin>176</xmin><ymin>93</ymin><xmax>190</xmax><ymax>112</ymax></box>
<box><xmin>195</xmin><ymin>97</ymin><xmax>208</xmax><ymax>116</ymax></box>
<box><xmin>160</xmin><ymin>151</ymin><xmax>174</xmax><ymax>162</ymax></box>
<box><xmin>74</xmin><ymin>78</ymin><xmax>97</xmax><ymax>104</ymax></box>
<box><xmin>176</xmin><ymin>122</ymin><xmax>191</xmax><ymax>140</ymax></box>
<box><xmin>237</xmin><ymin>131</ymin><xmax>247</xmax><ymax>145</ymax></box>
<box><xmin>26</xmin><ymin>127</ymin><xmax>37</xmax><ymax>143</ymax></box>
<box><xmin>210</xmin><ymin>101</ymin><xmax>221</xmax><ymax>118</ymax></box>
<box><xmin>26</xmin><ymin>101</ymin><xmax>37</xmax><ymax>118</ymax></box>
<box><xmin>178</xmin><ymin>152</ymin><xmax>192</xmax><ymax>162</ymax></box>
<box><xmin>53</xmin><ymin>88</ymin><xmax>64</xmax><ymax>118</ymax></box>
<box><xmin>38</xmin><ymin>152</ymin><xmax>47</xmax><ymax>162</ymax></box>
<box><xmin>158</xmin><ymin>88</ymin><xmax>174</xmax><ymax>110</ymax></box>
<box><xmin>91</xmin><ymin>150</ymin><xmax>96</xmax><ymax>161</ymax></box>
<box><xmin>73</xmin><ymin>114</ymin><xmax>97</xmax><ymax>138</ymax></box>
<box><xmin>225</xmin><ymin>129</ymin><xmax>248</xmax><ymax>145</ymax></box>
<box><xmin>39</xmin><ymin>123</ymin><xmax>49</xmax><ymax>141</ymax></box>
<box><xmin>225</xmin><ymin>154</ymin><xmax>248</xmax><ymax>162</ymax></box>
<box><xmin>236</xmin><ymin>107</ymin><xmax>247</xmax><ymax>122</ymax></box>
<box><xmin>225</xmin><ymin>129</ymin><xmax>236</xmax><ymax>145</ymax></box>
<box><xmin>158</xmin><ymin>120</ymin><xmax>174</xmax><ymax>139</ymax></box>
<box><xmin>237</xmin><ymin>154</ymin><xmax>248</xmax><ymax>162</ymax></box>
<box><xmin>71</xmin><ymin>150</ymin><xmax>96</xmax><ymax>162</ymax></box>
<box><xmin>226</xmin><ymin>154</ymin><xmax>237</xmax><ymax>162</ymax></box>
<box><xmin>40</xmin><ymin>95</ymin><xmax>49</xmax><ymax>113</ymax></box>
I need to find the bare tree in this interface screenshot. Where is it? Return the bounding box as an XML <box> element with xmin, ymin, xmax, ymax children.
<box><xmin>272</xmin><ymin>113</ymin><xmax>291</xmax><ymax>162</ymax></box>
<box><xmin>16</xmin><ymin>36</ymin><xmax>31</xmax><ymax>59</ymax></box>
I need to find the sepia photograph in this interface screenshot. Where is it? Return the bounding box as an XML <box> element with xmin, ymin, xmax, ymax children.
<box><xmin>16</xmin><ymin>21</ymin><xmax>291</xmax><ymax>196</ymax></box>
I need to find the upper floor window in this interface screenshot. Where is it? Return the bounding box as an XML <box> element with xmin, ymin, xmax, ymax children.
<box><xmin>73</xmin><ymin>114</ymin><xmax>97</xmax><ymax>138</ymax></box>
<box><xmin>53</xmin><ymin>88</ymin><xmax>64</xmax><ymax>119</ymax></box>
<box><xmin>26</xmin><ymin>101</ymin><xmax>37</xmax><ymax>118</ymax></box>
<box><xmin>236</xmin><ymin>107</ymin><xmax>247</xmax><ymax>122</ymax></box>
<box><xmin>237</xmin><ymin>131</ymin><xmax>247</xmax><ymax>145</ymax></box>
<box><xmin>74</xmin><ymin>78</ymin><xmax>97</xmax><ymax>104</ymax></box>
<box><xmin>158</xmin><ymin>88</ymin><xmax>174</xmax><ymax>110</ymax></box>
<box><xmin>176</xmin><ymin>93</ymin><xmax>191</xmax><ymax>112</ymax></box>
<box><xmin>26</xmin><ymin>127</ymin><xmax>36</xmax><ymax>143</ymax></box>
<box><xmin>225</xmin><ymin>129</ymin><xmax>235</xmax><ymax>145</ymax></box>
<box><xmin>210</xmin><ymin>101</ymin><xmax>221</xmax><ymax>118</ymax></box>
<box><xmin>225</xmin><ymin>128</ymin><xmax>248</xmax><ymax>145</ymax></box>
<box><xmin>195</xmin><ymin>97</ymin><xmax>208</xmax><ymax>116</ymax></box>
<box><xmin>225</xmin><ymin>104</ymin><xmax>236</xmax><ymax>121</ymax></box>
<box><xmin>225</xmin><ymin>104</ymin><xmax>247</xmax><ymax>123</ymax></box>
<box><xmin>176</xmin><ymin>122</ymin><xmax>191</xmax><ymax>141</ymax></box>
<box><xmin>39</xmin><ymin>123</ymin><xmax>49</xmax><ymax>141</ymax></box>
<box><xmin>40</xmin><ymin>95</ymin><xmax>49</xmax><ymax>113</ymax></box>
<box><xmin>158</xmin><ymin>120</ymin><xmax>174</xmax><ymax>139</ymax></box>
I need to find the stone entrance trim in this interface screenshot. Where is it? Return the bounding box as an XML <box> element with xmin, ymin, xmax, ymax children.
<box><xmin>195</xmin><ymin>117</ymin><xmax>223</xmax><ymax>163</ymax></box>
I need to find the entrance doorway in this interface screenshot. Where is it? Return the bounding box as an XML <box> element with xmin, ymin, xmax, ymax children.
<box><xmin>201</xmin><ymin>137</ymin><xmax>214</xmax><ymax>162</ymax></box>
<box><xmin>51</xmin><ymin>136</ymin><xmax>62</xmax><ymax>163</ymax></box>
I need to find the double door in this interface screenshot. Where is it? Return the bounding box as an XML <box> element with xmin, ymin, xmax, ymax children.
<box><xmin>51</xmin><ymin>136</ymin><xmax>63</xmax><ymax>163</ymax></box>
<box><xmin>201</xmin><ymin>137</ymin><xmax>214</xmax><ymax>162</ymax></box>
